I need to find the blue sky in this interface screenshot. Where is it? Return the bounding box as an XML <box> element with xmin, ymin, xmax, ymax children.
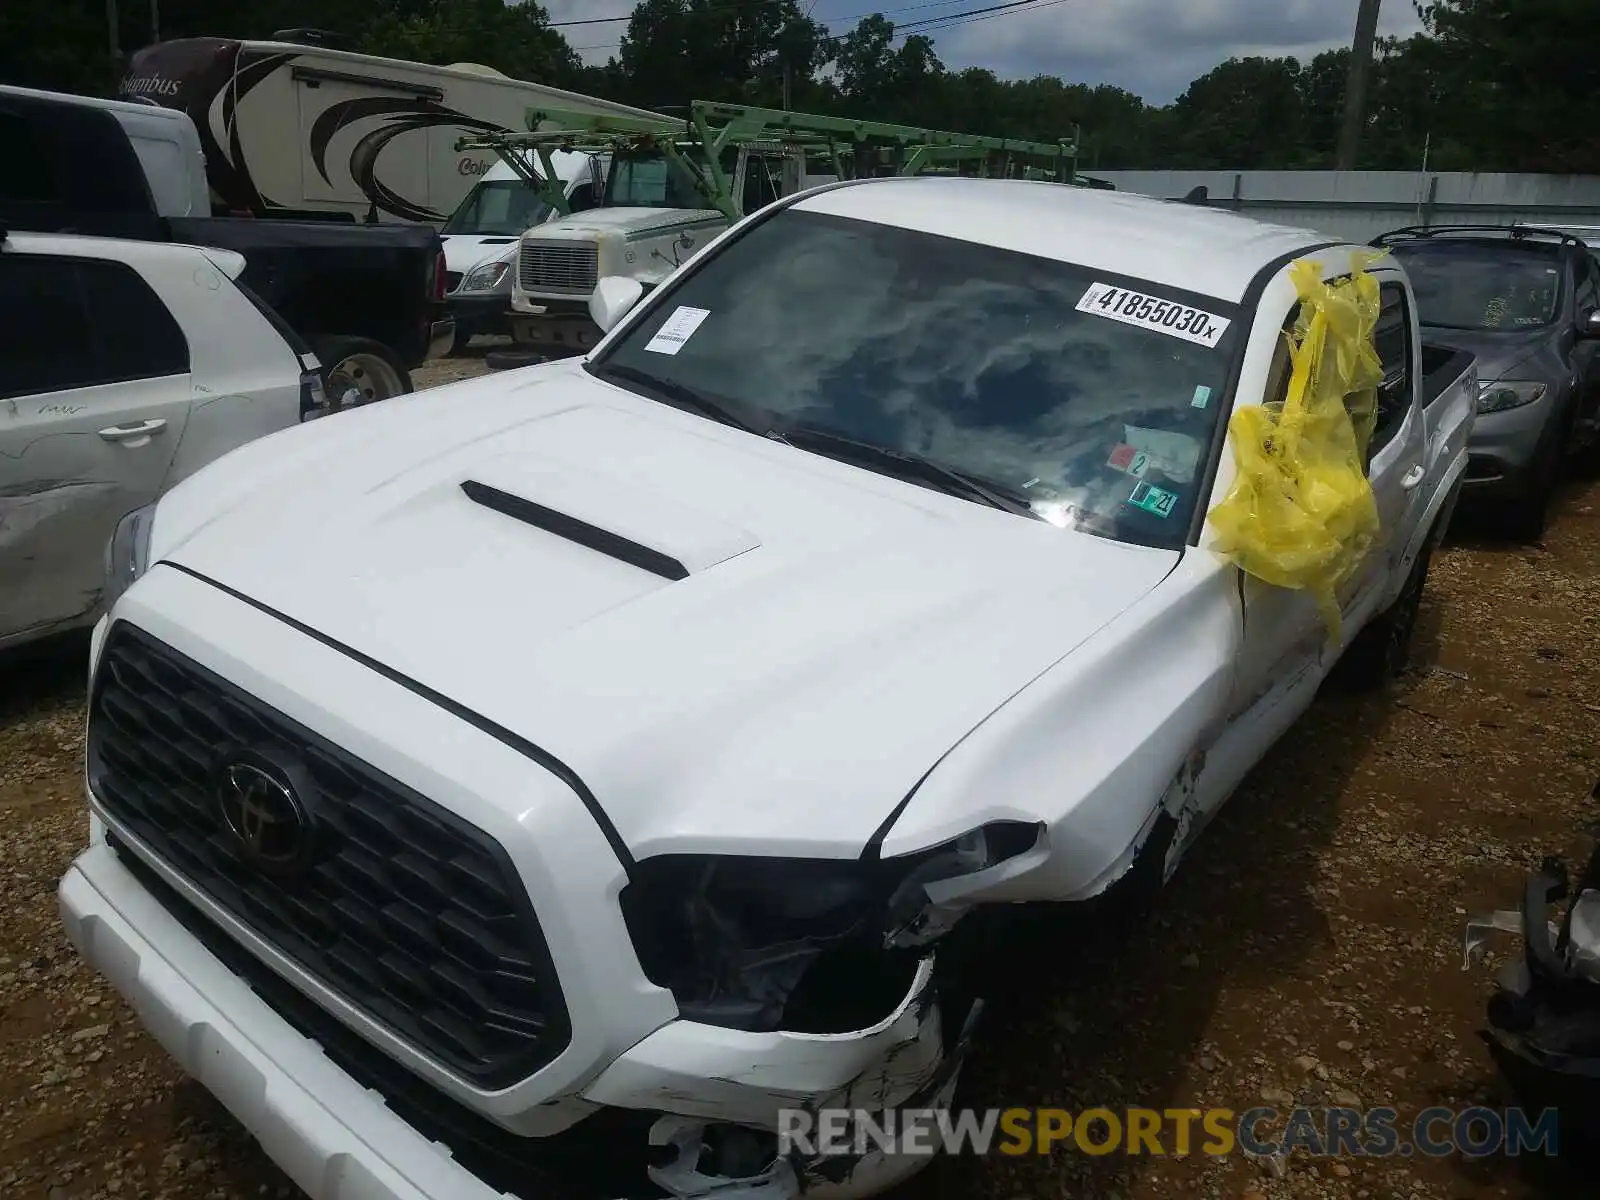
<box><xmin>544</xmin><ymin>0</ymin><xmax>1428</xmax><ymax>105</ymax></box>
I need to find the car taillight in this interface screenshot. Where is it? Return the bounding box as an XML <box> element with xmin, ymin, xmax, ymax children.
<box><xmin>433</xmin><ymin>249</ymin><xmax>447</xmax><ymax>301</ymax></box>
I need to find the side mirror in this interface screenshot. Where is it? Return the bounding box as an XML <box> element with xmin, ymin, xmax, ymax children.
<box><xmin>589</xmin><ymin>276</ymin><xmax>644</xmax><ymax>334</ymax></box>
<box><xmin>1582</xmin><ymin>310</ymin><xmax>1600</xmax><ymax>339</ymax></box>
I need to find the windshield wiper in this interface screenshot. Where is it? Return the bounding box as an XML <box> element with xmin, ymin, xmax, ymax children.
<box><xmin>587</xmin><ymin>362</ymin><xmax>766</xmax><ymax>435</ymax></box>
<box><xmin>775</xmin><ymin>426</ymin><xmax>1043</xmax><ymax>520</ymax></box>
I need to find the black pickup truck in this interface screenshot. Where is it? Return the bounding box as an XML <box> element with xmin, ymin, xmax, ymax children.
<box><xmin>0</xmin><ymin>86</ymin><xmax>452</xmax><ymax>403</ymax></box>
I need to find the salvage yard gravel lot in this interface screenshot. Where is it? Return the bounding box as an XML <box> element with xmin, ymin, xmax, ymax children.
<box><xmin>4</xmin><ymin>353</ymin><xmax>1599</xmax><ymax>1200</ymax></box>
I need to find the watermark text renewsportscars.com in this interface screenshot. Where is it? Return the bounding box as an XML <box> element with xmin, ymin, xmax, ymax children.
<box><xmin>777</xmin><ymin>1106</ymin><xmax>1560</xmax><ymax>1160</ymax></box>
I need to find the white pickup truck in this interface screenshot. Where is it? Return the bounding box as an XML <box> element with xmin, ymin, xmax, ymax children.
<box><xmin>60</xmin><ymin>179</ymin><xmax>1476</xmax><ymax>1200</ymax></box>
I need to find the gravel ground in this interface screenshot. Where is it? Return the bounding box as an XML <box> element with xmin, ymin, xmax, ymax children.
<box><xmin>3</xmin><ymin>364</ymin><xmax>1598</xmax><ymax>1199</ymax></box>
<box><xmin>410</xmin><ymin>345</ymin><xmax>499</xmax><ymax>389</ymax></box>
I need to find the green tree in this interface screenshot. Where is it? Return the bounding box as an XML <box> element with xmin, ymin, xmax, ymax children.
<box><xmin>1168</xmin><ymin>56</ymin><xmax>1306</xmax><ymax>168</ymax></box>
<box><xmin>614</xmin><ymin>0</ymin><xmax>829</xmax><ymax>111</ymax></box>
<box><xmin>1419</xmin><ymin>0</ymin><xmax>1599</xmax><ymax>172</ymax></box>
<box><xmin>360</xmin><ymin>0</ymin><xmax>581</xmax><ymax>85</ymax></box>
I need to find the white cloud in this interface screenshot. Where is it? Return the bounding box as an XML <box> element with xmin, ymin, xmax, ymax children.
<box><xmin>541</xmin><ymin>0</ymin><xmax>1428</xmax><ymax>105</ymax></box>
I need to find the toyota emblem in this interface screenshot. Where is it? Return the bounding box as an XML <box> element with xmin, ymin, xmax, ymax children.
<box><xmin>216</xmin><ymin>759</ymin><xmax>314</xmax><ymax>872</ymax></box>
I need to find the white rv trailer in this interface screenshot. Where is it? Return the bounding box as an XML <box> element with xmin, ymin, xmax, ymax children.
<box><xmin>118</xmin><ymin>32</ymin><xmax>667</xmax><ymax>225</ymax></box>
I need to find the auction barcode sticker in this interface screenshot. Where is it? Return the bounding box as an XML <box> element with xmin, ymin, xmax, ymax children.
<box><xmin>644</xmin><ymin>306</ymin><xmax>712</xmax><ymax>355</ymax></box>
<box><xmin>1075</xmin><ymin>283</ymin><xmax>1230</xmax><ymax>349</ymax></box>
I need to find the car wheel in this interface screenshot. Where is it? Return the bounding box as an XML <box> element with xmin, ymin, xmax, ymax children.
<box><xmin>1334</xmin><ymin>541</ymin><xmax>1432</xmax><ymax>691</ymax></box>
<box><xmin>312</xmin><ymin>336</ymin><xmax>413</xmax><ymax>410</ymax></box>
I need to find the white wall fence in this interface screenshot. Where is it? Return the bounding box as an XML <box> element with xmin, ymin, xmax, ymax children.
<box><xmin>1089</xmin><ymin>171</ymin><xmax>1600</xmax><ymax>243</ymax></box>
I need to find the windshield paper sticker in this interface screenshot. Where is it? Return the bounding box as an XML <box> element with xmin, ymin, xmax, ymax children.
<box><xmin>1107</xmin><ymin>443</ymin><xmax>1151</xmax><ymax>478</ymax></box>
<box><xmin>1124</xmin><ymin>426</ymin><xmax>1201</xmax><ymax>483</ymax></box>
<box><xmin>1127</xmin><ymin>480</ymin><xmax>1179</xmax><ymax>518</ymax></box>
<box><xmin>644</xmin><ymin>306</ymin><xmax>711</xmax><ymax>355</ymax></box>
<box><xmin>1191</xmin><ymin>384</ymin><xmax>1212</xmax><ymax>408</ymax></box>
<box><xmin>1076</xmin><ymin>282</ymin><xmax>1230</xmax><ymax>348</ymax></box>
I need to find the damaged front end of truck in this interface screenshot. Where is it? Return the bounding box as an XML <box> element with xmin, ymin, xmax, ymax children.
<box><xmin>1463</xmin><ymin>779</ymin><xmax>1600</xmax><ymax>1138</ymax></box>
<box><xmin>603</xmin><ymin>821</ymin><xmax>1043</xmax><ymax>1197</ymax></box>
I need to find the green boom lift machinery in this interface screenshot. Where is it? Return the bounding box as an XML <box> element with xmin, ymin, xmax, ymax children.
<box><xmin>456</xmin><ymin>99</ymin><xmax>1092</xmax><ymax>222</ymax></box>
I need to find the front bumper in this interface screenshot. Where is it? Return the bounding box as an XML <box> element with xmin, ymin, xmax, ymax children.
<box><xmin>62</xmin><ymin>837</ymin><xmax>501</xmax><ymax>1200</ymax></box>
<box><xmin>1461</xmin><ymin>396</ymin><xmax>1558</xmax><ymax>496</ymax></box>
<box><xmin>62</xmin><ymin>834</ymin><xmax>961</xmax><ymax>1199</ymax></box>
<box><xmin>446</xmin><ymin>292</ymin><xmax>512</xmax><ymax>337</ymax></box>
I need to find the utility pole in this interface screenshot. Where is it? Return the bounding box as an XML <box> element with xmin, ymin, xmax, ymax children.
<box><xmin>1337</xmin><ymin>0</ymin><xmax>1383</xmax><ymax>170</ymax></box>
<box><xmin>782</xmin><ymin>60</ymin><xmax>792</xmax><ymax>111</ymax></box>
<box><xmin>151</xmin><ymin>0</ymin><xmax>160</xmax><ymax>43</ymax></box>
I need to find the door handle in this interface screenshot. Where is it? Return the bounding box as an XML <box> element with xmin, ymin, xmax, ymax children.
<box><xmin>98</xmin><ymin>418</ymin><xmax>168</xmax><ymax>443</ymax></box>
<box><xmin>1400</xmin><ymin>464</ymin><xmax>1426</xmax><ymax>491</ymax></box>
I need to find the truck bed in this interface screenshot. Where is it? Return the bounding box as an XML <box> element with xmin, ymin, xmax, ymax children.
<box><xmin>1421</xmin><ymin>343</ymin><xmax>1476</xmax><ymax>408</ymax></box>
<box><xmin>168</xmin><ymin>216</ymin><xmax>444</xmax><ymax>369</ymax></box>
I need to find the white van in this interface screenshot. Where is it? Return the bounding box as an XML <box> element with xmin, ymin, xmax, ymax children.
<box><xmin>0</xmin><ymin>84</ymin><xmax>209</xmax><ymax>218</ymax></box>
<box><xmin>440</xmin><ymin>149</ymin><xmax>608</xmax><ymax>350</ymax></box>
<box><xmin>118</xmin><ymin>33</ymin><xmax>666</xmax><ymax>225</ymax></box>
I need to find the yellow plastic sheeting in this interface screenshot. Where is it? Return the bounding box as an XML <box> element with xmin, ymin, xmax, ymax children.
<box><xmin>1207</xmin><ymin>251</ymin><xmax>1389</xmax><ymax>643</ymax></box>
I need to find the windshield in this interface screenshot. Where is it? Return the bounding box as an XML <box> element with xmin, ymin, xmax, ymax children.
<box><xmin>592</xmin><ymin>209</ymin><xmax>1242</xmax><ymax>549</ymax></box>
<box><xmin>442</xmin><ymin>179</ymin><xmax>554</xmax><ymax>236</ymax></box>
<box><xmin>603</xmin><ymin>152</ymin><xmax>710</xmax><ymax>209</ymax></box>
<box><xmin>1392</xmin><ymin>241</ymin><xmax>1564</xmax><ymax>331</ymax></box>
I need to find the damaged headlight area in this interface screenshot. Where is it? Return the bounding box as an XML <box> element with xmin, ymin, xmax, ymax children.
<box><xmin>619</xmin><ymin>821</ymin><xmax>1043</xmax><ymax>1033</ymax></box>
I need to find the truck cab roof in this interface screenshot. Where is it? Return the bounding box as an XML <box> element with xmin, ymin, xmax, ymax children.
<box><xmin>793</xmin><ymin>176</ymin><xmax>1340</xmax><ymax>303</ymax></box>
<box><xmin>0</xmin><ymin>82</ymin><xmax>210</xmax><ymax>219</ymax></box>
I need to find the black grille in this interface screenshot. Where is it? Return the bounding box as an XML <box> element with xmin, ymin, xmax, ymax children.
<box><xmin>87</xmin><ymin>622</ymin><xmax>571</xmax><ymax>1088</ymax></box>
<box><xmin>104</xmin><ymin>834</ymin><xmax>663</xmax><ymax>1200</ymax></box>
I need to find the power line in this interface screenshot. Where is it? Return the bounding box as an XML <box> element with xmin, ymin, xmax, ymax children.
<box><xmin>571</xmin><ymin>0</ymin><xmax>1056</xmax><ymax>54</ymax></box>
<box><xmin>893</xmin><ymin>0</ymin><xmax>1046</xmax><ymax>34</ymax></box>
<box><xmin>551</xmin><ymin>0</ymin><xmax>980</xmax><ymax>29</ymax></box>
<box><xmin>897</xmin><ymin>0</ymin><xmax>1069</xmax><ymax>37</ymax></box>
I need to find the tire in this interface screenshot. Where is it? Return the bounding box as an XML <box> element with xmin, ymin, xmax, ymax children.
<box><xmin>484</xmin><ymin>348</ymin><xmax>545</xmax><ymax>371</ymax></box>
<box><xmin>1505</xmin><ymin>476</ymin><xmax>1554</xmax><ymax>543</ymax></box>
<box><xmin>1506</xmin><ymin>403</ymin><xmax>1576</xmax><ymax>542</ymax></box>
<box><xmin>445</xmin><ymin>326</ymin><xmax>472</xmax><ymax>357</ymax></box>
<box><xmin>1333</xmin><ymin>540</ymin><xmax>1432</xmax><ymax>691</ymax></box>
<box><xmin>311</xmin><ymin>336</ymin><xmax>413</xmax><ymax>411</ymax></box>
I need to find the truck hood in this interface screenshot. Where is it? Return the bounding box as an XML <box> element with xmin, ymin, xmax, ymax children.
<box><xmin>1421</xmin><ymin>324</ymin><xmax>1557</xmax><ymax>386</ymax></box>
<box><xmin>531</xmin><ymin>207</ymin><xmax>725</xmax><ymax>239</ymax></box>
<box><xmin>151</xmin><ymin>364</ymin><xmax>1177</xmax><ymax>861</ymax></box>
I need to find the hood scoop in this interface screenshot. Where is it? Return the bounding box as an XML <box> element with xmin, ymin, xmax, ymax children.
<box><xmin>461</xmin><ymin>454</ymin><xmax>762</xmax><ymax>579</ymax></box>
<box><xmin>462</xmin><ymin>479</ymin><xmax>689</xmax><ymax>580</ymax></box>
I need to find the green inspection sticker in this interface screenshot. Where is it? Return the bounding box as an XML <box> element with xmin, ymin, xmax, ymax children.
<box><xmin>1128</xmin><ymin>480</ymin><xmax>1178</xmax><ymax>518</ymax></box>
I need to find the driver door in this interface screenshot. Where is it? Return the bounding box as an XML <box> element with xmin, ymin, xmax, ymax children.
<box><xmin>1335</xmin><ymin>275</ymin><xmax>1427</xmax><ymax>633</ymax></box>
<box><xmin>1224</xmin><ymin>271</ymin><xmax>1425</xmax><ymax>732</ymax></box>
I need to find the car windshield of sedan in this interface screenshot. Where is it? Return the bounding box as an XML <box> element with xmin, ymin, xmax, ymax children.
<box><xmin>1391</xmin><ymin>241</ymin><xmax>1564</xmax><ymax>331</ymax></box>
<box><xmin>591</xmin><ymin>207</ymin><xmax>1242</xmax><ymax>550</ymax></box>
